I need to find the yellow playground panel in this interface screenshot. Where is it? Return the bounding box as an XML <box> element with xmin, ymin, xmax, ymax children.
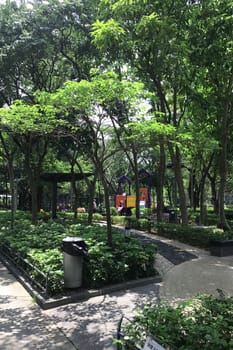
<box><xmin>126</xmin><ymin>195</ymin><xmax>136</xmax><ymax>208</ymax></box>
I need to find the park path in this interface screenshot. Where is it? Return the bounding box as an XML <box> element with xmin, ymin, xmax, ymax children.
<box><xmin>0</xmin><ymin>260</ymin><xmax>160</xmax><ymax>350</ymax></box>
<box><xmin>0</xmin><ymin>262</ymin><xmax>77</xmax><ymax>349</ymax></box>
<box><xmin>1</xmin><ymin>230</ymin><xmax>233</xmax><ymax>349</ymax></box>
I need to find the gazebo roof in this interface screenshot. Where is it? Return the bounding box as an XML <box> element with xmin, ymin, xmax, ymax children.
<box><xmin>40</xmin><ymin>172</ymin><xmax>94</xmax><ymax>183</ymax></box>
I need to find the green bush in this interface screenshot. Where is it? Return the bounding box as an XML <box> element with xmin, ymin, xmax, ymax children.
<box><xmin>83</xmin><ymin>231</ymin><xmax>157</xmax><ymax>288</ymax></box>
<box><xmin>140</xmin><ymin>208</ymin><xmax>153</xmax><ymax>216</ymax></box>
<box><xmin>156</xmin><ymin>223</ymin><xmax>233</xmax><ymax>248</ymax></box>
<box><xmin>124</xmin><ymin>216</ymin><xmax>139</xmax><ymax>229</ymax></box>
<box><xmin>224</xmin><ymin>209</ymin><xmax>233</xmax><ymax>220</ymax></box>
<box><xmin>92</xmin><ymin>213</ymin><xmax>103</xmax><ymax>221</ymax></box>
<box><xmin>137</xmin><ymin>218</ymin><xmax>154</xmax><ymax>232</ymax></box>
<box><xmin>206</xmin><ymin>212</ymin><xmax>218</xmax><ymax>225</ymax></box>
<box><xmin>111</xmin><ymin>215</ymin><xmax>125</xmax><ymax>225</ymax></box>
<box><xmin>0</xmin><ymin>217</ymin><xmax>157</xmax><ymax>294</ymax></box>
<box><xmin>27</xmin><ymin>248</ymin><xmax>64</xmax><ymax>294</ymax></box>
<box><xmin>110</xmin><ymin>206</ymin><xmax>118</xmax><ymax>216</ymax></box>
<box><xmin>118</xmin><ymin>294</ymin><xmax>233</xmax><ymax>350</ymax></box>
<box><xmin>111</xmin><ymin>215</ymin><xmax>155</xmax><ymax>231</ymax></box>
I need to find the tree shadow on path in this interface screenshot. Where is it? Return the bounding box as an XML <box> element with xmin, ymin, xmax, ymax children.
<box><xmin>44</xmin><ymin>283</ymin><xmax>160</xmax><ymax>350</ymax></box>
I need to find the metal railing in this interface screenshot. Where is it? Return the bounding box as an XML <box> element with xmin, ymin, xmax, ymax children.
<box><xmin>116</xmin><ymin>315</ymin><xmax>175</xmax><ymax>350</ymax></box>
<box><xmin>116</xmin><ymin>315</ymin><xmax>143</xmax><ymax>350</ymax></box>
<box><xmin>0</xmin><ymin>242</ymin><xmax>51</xmax><ymax>295</ymax></box>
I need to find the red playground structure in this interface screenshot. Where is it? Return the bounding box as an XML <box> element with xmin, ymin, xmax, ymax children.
<box><xmin>115</xmin><ymin>169</ymin><xmax>151</xmax><ymax>215</ymax></box>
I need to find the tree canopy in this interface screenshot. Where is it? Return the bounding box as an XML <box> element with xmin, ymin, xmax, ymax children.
<box><xmin>0</xmin><ymin>0</ymin><xmax>233</xmax><ymax>238</ymax></box>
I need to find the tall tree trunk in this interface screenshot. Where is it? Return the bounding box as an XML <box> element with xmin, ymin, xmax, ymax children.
<box><xmin>70</xmin><ymin>165</ymin><xmax>78</xmax><ymax>219</ymax></box>
<box><xmin>30</xmin><ymin>174</ymin><xmax>39</xmax><ymax>225</ymax></box>
<box><xmin>133</xmin><ymin>154</ymin><xmax>140</xmax><ymax>220</ymax></box>
<box><xmin>207</xmin><ymin>173</ymin><xmax>218</xmax><ymax>214</ymax></box>
<box><xmin>156</xmin><ymin>140</ymin><xmax>166</xmax><ymax>221</ymax></box>
<box><xmin>87</xmin><ymin>175</ymin><xmax>97</xmax><ymax>224</ymax></box>
<box><xmin>7</xmin><ymin>160</ymin><xmax>16</xmax><ymax>229</ymax></box>
<box><xmin>199</xmin><ymin>177</ymin><xmax>207</xmax><ymax>226</ymax></box>
<box><xmin>102</xmin><ymin>176</ymin><xmax>112</xmax><ymax>247</ymax></box>
<box><xmin>199</xmin><ymin>155</ymin><xmax>214</xmax><ymax>225</ymax></box>
<box><xmin>168</xmin><ymin>144</ymin><xmax>188</xmax><ymax>224</ymax></box>
<box><xmin>96</xmin><ymin>160</ymin><xmax>112</xmax><ymax>247</ymax></box>
<box><xmin>25</xmin><ymin>148</ymin><xmax>39</xmax><ymax>225</ymax></box>
<box><xmin>217</xmin><ymin>74</ymin><xmax>233</xmax><ymax>230</ymax></box>
<box><xmin>110</xmin><ymin>117</ymin><xmax>140</xmax><ymax>218</ymax></box>
<box><xmin>218</xmin><ymin>106</ymin><xmax>231</xmax><ymax>230</ymax></box>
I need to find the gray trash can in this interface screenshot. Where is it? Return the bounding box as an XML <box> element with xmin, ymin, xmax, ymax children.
<box><xmin>62</xmin><ymin>237</ymin><xmax>88</xmax><ymax>288</ymax></box>
<box><xmin>169</xmin><ymin>210</ymin><xmax>177</xmax><ymax>223</ymax></box>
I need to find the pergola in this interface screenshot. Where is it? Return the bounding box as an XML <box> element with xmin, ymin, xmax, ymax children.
<box><xmin>40</xmin><ymin>172</ymin><xmax>94</xmax><ymax>218</ymax></box>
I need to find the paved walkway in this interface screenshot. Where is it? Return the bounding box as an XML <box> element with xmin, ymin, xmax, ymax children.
<box><xmin>0</xmin><ymin>232</ymin><xmax>233</xmax><ymax>349</ymax></box>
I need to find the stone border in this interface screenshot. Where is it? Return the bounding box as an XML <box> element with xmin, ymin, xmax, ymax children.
<box><xmin>0</xmin><ymin>252</ymin><xmax>162</xmax><ymax>310</ymax></box>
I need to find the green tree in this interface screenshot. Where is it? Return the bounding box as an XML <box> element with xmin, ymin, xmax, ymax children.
<box><xmin>0</xmin><ymin>0</ymin><xmax>101</xmax><ymax>223</ymax></box>
<box><xmin>54</xmin><ymin>137</ymin><xmax>97</xmax><ymax>222</ymax></box>
<box><xmin>41</xmin><ymin>71</ymin><xmax>150</xmax><ymax>245</ymax></box>
<box><xmin>95</xmin><ymin>72</ymin><xmax>150</xmax><ymax>219</ymax></box>
<box><xmin>92</xmin><ymin>0</ymin><xmax>194</xmax><ymax>224</ymax></box>
<box><xmin>0</xmin><ymin>131</ymin><xmax>18</xmax><ymax>228</ymax></box>
<box><xmin>0</xmin><ymin>0</ymin><xmax>100</xmax><ymax>105</ymax></box>
<box><xmin>0</xmin><ymin>100</ymin><xmax>58</xmax><ymax>223</ymax></box>
<box><xmin>188</xmin><ymin>0</ymin><xmax>233</xmax><ymax>229</ymax></box>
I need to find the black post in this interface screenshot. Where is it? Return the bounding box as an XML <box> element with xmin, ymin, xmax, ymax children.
<box><xmin>51</xmin><ymin>181</ymin><xmax>57</xmax><ymax>219</ymax></box>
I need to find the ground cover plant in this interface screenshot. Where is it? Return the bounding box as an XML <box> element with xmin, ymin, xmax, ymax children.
<box><xmin>0</xmin><ymin>211</ymin><xmax>157</xmax><ymax>295</ymax></box>
<box><xmin>117</xmin><ymin>294</ymin><xmax>233</xmax><ymax>350</ymax></box>
<box><xmin>111</xmin><ymin>214</ymin><xmax>233</xmax><ymax>249</ymax></box>
<box><xmin>156</xmin><ymin>223</ymin><xmax>233</xmax><ymax>248</ymax></box>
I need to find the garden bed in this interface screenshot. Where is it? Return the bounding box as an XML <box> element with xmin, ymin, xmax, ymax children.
<box><xmin>0</xmin><ymin>250</ymin><xmax>161</xmax><ymax>310</ymax></box>
<box><xmin>116</xmin><ymin>294</ymin><xmax>233</xmax><ymax>350</ymax></box>
<box><xmin>0</xmin><ymin>214</ymin><xmax>158</xmax><ymax>297</ymax></box>
<box><xmin>209</xmin><ymin>239</ymin><xmax>233</xmax><ymax>257</ymax></box>
<box><xmin>112</xmin><ymin>216</ymin><xmax>233</xmax><ymax>251</ymax></box>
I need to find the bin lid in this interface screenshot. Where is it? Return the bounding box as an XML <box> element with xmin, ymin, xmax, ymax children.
<box><xmin>62</xmin><ymin>237</ymin><xmax>88</xmax><ymax>257</ymax></box>
<box><xmin>62</xmin><ymin>237</ymin><xmax>84</xmax><ymax>243</ymax></box>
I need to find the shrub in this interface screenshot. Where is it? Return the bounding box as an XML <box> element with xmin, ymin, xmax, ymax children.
<box><xmin>224</xmin><ymin>209</ymin><xmax>233</xmax><ymax>220</ymax></box>
<box><xmin>124</xmin><ymin>216</ymin><xmax>138</xmax><ymax>229</ymax></box>
<box><xmin>111</xmin><ymin>215</ymin><xmax>125</xmax><ymax>225</ymax></box>
<box><xmin>140</xmin><ymin>208</ymin><xmax>153</xmax><ymax>216</ymax></box>
<box><xmin>206</xmin><ymin>212</ymin><xmax>218</xmax><ymax>225</ymax></box>
<box><xmin>27</xmin><ymin>248</ymin><xmax>64</xmax><ymax>294</ymax></box>
<box><xmin>156</xmin><ymin>223</ymin><xmax>233</xmax><ymax>248</ymax></box>
<box><xmin>76</xmin><ymin>212</ymin><xmax>88</xmax><ymax>221</ymax></box>
<box><xmin>137</xmin><ymin>218</ymin><xmax>154</xmax><ymax>232</ymax></box>
<box><xmin>83</xmin><ymin>231</ymin><xmax>157</xmax><ymax>288</ymax></box>
<box><xmin>118</xmin><ymin>294</ymin><xmax>233</xmax><ymax>350</ymax></box>
<box><xmin>110</xmin><ymin>206</ymin><xmax>118</xmax><ymax>216</ymax></box>
<box><xmin>92</xmin><ymin>213</ymin><xmax>103</xmax><ymax>221</ymax></box>
<box><xmin>0</xmin><ymin>218</ymin><xmax>157</xmax><ymax>294</ymax></box>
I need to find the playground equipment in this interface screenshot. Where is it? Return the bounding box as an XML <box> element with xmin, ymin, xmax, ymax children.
<box><xmin>115</xmin><ymin>169</ymin><xmax>152</xmax><ymax>214</ymax></box>
<box><xmin>115</xmin><ymin>175</ymin><xmax>132</xmax><ymax>215</ymax></box>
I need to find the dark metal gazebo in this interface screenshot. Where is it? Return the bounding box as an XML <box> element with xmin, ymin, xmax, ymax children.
<box><xmin>40</xmin><ymin>172</ymin><xmax>93</xmax><ymax>218</ymax></box>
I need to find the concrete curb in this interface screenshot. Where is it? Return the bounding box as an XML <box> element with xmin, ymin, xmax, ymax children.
<box><xmin>0</xmin><ymin>252</ymin><xmax>162</xmax><ymax>310</ymax></box>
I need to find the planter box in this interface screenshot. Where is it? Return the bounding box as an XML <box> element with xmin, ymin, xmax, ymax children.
<box><xmin>209</xmin><ymin>240</ymin><xmax>233</xmax><ymax>257</ymax></box>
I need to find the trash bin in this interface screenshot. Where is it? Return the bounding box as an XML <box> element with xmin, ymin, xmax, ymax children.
<box><xmin>62</xmin><ymin>237</ymin><xmax>88</xmax><ymax>288</ymax></box>
<box><xmin>169</xmin><ymin>210</ymin><xmax>177</xmax><ymax>223</ymax></box>
<box><xmin>163</xmin><ymin>206</ymin><xmax>177</xmax><ymax>223</ymax></box>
